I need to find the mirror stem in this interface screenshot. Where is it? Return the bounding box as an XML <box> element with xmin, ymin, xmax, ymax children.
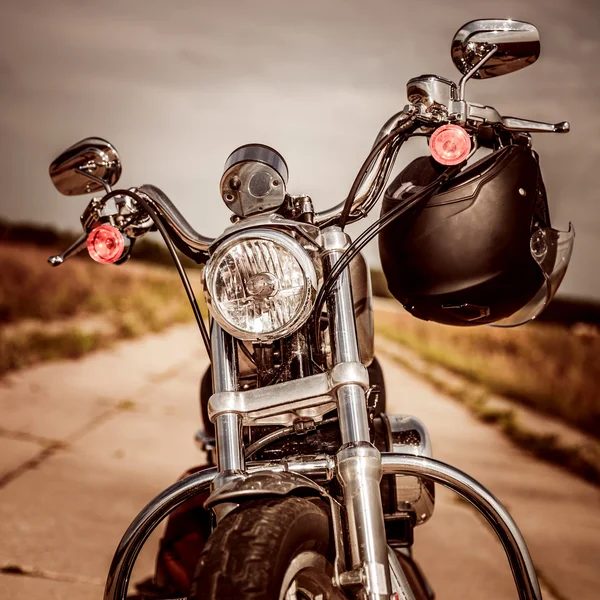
<box><xmin>76</xmin><ymin>168</ymin><xmax>113</xmax><ymax>194</ymax></box>
<box><xmin>458</xmin><ymin>44</ymin><xmax>497</xmax><ymax>101</ymax></box>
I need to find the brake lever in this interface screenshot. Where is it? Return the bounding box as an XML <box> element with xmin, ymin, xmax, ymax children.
<box><xmin>500</xmin><ymin>116</ymin><xmax>570</xmax><ymax>134</ymax></box>
<box><xmin>48</xmin><ymin>231</ymin><xmax>87</xmax><ymax>267</ymax></box>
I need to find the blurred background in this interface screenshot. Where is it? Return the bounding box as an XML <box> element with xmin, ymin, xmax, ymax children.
<box><xmin>0</xmin><ymin>1</ymin><xmax>599</xmax><ymax>599</ymax></box>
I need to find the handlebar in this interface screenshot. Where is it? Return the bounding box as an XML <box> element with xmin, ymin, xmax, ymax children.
<box><xmin>314</xmin><ymin>109</ymin><xmax>418</xmax><ymax>227</ymax></box>
<box><xmin>136</xmin><ymin>185</ymin><xmax>213</xmax><ymax>256</ymax></box>
<box><xmin>48</xmin><ymin>85</ymin><xmax>569</xmax><ymax>266</ymax></box>
<box><xmin>137</xmin><ymin>101</ymin><xmax>570</xmax><ymax>237</ymax></box>
<box><xmin>47</xmin><ymin>185</ymin><xmax>215</xmax><ymax>267</ymax></box>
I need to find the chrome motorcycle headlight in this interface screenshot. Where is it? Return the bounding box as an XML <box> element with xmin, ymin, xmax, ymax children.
<box><xmin>203</xmin><ymin>229</ymin><xmax>319</xmax><ymax>341</ymax></box>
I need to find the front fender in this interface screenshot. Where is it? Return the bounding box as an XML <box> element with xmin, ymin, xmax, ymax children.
<box><xmin>204</xmin><ymin>470</ymin><xmax>328</xmax><ymax>509</ymax></box>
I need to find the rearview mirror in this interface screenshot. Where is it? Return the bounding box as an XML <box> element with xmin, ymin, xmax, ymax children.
<box><xmin>49</xmin><ymin>137</ymin><xmax>122</xmax><ymax>196</ymax></box>
<box><xmin>451</xmin><ymin>19</ymin><xmax>540</xmax><ymax>80</ymax></box>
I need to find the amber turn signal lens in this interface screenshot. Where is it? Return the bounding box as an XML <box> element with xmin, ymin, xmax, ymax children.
<box><xmin>430</xmin><ymin>124</ymin><xmax>471</xmax><ymax>166</ymax></box>
<box><xmin>87</xmin><ymin>224</ymin><xmax>125</xmax><ymax>264</ymax></box>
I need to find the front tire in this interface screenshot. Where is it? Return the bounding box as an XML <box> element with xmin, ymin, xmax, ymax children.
<box><xmin>190</xmin><ymin>496</ymin><xmax>345</xmax><ymax>600</ymax></box>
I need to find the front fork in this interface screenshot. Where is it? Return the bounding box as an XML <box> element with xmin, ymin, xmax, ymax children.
<box><xmin>322</xmin><ymin>226</ymin><xmax>391</xmax><ymax>599</ymax></box>
<box><xmin>210</xmin><ymin>321</ymin><xmax>246</xmax><ymax>519</ymax></box>
<box><xmin>210</xmin><ymin>225</ymin><xmax>391</xmax><ymax>599</ymax></box>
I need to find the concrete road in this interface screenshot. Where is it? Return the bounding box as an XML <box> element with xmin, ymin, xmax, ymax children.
<box><xmin>0</xmin><ymin>324</ymin><xmax>599</xmax><ymax>599</ymax></box>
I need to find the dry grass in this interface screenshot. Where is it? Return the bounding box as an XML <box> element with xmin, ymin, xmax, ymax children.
<box><xmin>0</xmin><ymin>242</ymin><xmax>205</xmax><ymax>374</ymax></box>
<box><xmin>376</xmin><ymin>307</ymin><xmax>600</xmax><ymax>439</ymax></box>
<box><xmin>0</xmin><ymin>243</ymin><xmax>198</xmax><ymax>323</ymax></box>
<box><xmin>381</xmin><ymin>344</ymin><xmax>600</xmax><ymax>485</ymax></box>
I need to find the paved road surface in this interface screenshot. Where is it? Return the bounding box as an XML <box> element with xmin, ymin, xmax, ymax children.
<box><xmin>0</xmin><ymin>323</ymin><xmax>598</xmax><ymax>599</ymax></box>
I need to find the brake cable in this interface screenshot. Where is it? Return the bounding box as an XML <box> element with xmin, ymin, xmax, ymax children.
<box><xmin>337</xmin><ymin>116</ymin><xmax>416</xmax><ymax>229</ymax></box>
<box><xmin>101</xmin><ymin>189</ymin><xmax>212</xmax><ymax>359</ymax></box>
<box><xmin>313</xmin><ymin>165</ymin><xmax>461</xmax><ymax>345</ymax></box>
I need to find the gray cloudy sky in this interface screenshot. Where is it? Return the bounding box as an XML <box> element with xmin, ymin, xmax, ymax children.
<box><xmin>0</xmin><ymin>0</ymin><xmax>599</xmax><ymax>299</ymax></box>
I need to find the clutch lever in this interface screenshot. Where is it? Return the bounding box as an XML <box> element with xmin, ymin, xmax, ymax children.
<box><xmin>48</xmin><ymin>231</ymin><xmax>87</xmax><ymax>267</ymax></box>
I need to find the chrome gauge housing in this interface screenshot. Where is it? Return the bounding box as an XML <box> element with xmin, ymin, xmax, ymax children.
<box><xmin>203</xmin><ymin>228</ymin><xmax>319</xmax><ymax>342</ymax></box>
<box><xmin>220</xmin><ymin>144</ymin><xmax>289</xmax><ymax>218</ymax></box>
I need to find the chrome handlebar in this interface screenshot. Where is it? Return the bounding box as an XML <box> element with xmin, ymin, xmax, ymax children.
<box><xmin>129</xmin><ymin>99</ymin><xmax>565</xmax><ymax>242</ymax></box>
<box><xmin>136</xmin><ymin>184</ymin><xmax>214</xmax><ymax>254</ymax></box>
<box><xmin>49</xmin><ymin>88</ymin><xmax>568</xmax><ymax>266</ymax></box>
<box><xmin>314</xmin><ymin>108</ymin><xmax>418</xmax><ymax>227</ymax></box>
<box><xmin>136</xmin><ymin>110</ymin><xmax>418</xmax><ymax>236</ymax></box>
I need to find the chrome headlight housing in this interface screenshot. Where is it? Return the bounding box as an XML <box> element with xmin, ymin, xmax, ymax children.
<box><xmin>203</xmin><ymin>229</ymin><xmax>319</xmax><ymax>341</ymax></box>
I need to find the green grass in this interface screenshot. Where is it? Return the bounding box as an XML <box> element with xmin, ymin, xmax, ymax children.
<box><xmin>376</xmin><ymin>308</ymin><xmax>600</xmax><ymax>439</ymax></box>
<box><xmin>0</xmin><ymin>242</ymin><xmax>206</xmax><ymax>375</ymax></box>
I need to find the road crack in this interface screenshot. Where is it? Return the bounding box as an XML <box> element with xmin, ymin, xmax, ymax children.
<box><xmin>0</xmin><ymin>426</ymin><xmax>60</xmax><ymax>448</ymax></box>
<box><xmin>0</xmin><ymin>366</ymin><xmax>189</xmax><ymax>490</ymax></box>
<box><xmin>0</xmin><ymin>407</ymin><xmax>117</xmax><ymax>489</ymax></box>
<box><xmin>1</xmin><ymin>562</ymin><xmax>103</xmax><ymax>586</ymax></box>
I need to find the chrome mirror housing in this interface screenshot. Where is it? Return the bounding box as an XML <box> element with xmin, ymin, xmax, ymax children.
<box><xmin>451</xmin><ymin>19</ymin><xmax>540</xmax><ymax>80</ymax></box>
<box><xmin>49</xmin><ymin>137</ymin><xmax>122</xmax><ymax>196</ymax></box>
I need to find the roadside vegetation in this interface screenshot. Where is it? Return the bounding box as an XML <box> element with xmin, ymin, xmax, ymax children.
<box><xmin>0</xmin><ymin>241</ymin><xmax>204</xmax><ymax>376</ymax></box>
<box><xmin>376</xmin><ymin>305</ymin><xmax>600</xmax><ymax>440</ymax></box>
<box><xmin>379</xmin><ymin>339</ymin><xmax>600</xmax><ymax>485</ymax></box>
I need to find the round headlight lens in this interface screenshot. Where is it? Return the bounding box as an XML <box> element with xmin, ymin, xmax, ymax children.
<box><xmin>204</xmin><ymin>230</ymin><xmax>318</xmax><ymax>341</ymax></box>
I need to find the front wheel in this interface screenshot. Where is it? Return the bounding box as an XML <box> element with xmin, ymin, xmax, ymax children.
<box><xmin>190</xmin><ymin>496</ymin><xmax>345</xmax><ymax>600</ymax></box>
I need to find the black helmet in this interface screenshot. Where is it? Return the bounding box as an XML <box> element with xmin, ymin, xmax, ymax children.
<box><xmin>378</xmin><ymin>145</ymin><xmax>574</xmax><ymax>326</ymax></box>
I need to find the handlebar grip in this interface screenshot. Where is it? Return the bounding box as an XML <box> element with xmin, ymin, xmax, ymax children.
<box><xmin>501</xmin><ymin>117</ymin><xmax>570</xmax><ymax>134</ymax></box>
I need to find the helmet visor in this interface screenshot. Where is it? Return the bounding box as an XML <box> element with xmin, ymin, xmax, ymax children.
<box><xmin>493</xmin><ymin>223</ymin><xmax>575</xmax><ymax>327</ymax></box>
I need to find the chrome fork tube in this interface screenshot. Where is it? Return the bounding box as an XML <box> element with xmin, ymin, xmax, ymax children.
<box><xmin>215</xmin><ymin>413</ymin><xmax>243</xmax><ymax>473</ymax></box>
<box><xmin>322</xmin><ymin>226</ymin><xmax>391</xmax><ymax>600</ymax></box>
<box><xmin>210</xmin><ymin>320</ymin><xmax>244</xmax><ymax>482</ymax></box>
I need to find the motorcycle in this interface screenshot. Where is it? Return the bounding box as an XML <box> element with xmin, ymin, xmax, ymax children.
<box><xmin>46</xmin><ymin>19</ymin><xmax>574</xmax><ymax>600</ymax></box>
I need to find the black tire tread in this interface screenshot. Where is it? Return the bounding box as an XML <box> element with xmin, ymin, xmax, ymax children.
<box><xmin>190</xmin><ymin>496</ymin><xmax>331</xmax><ymax>600</ymax></box>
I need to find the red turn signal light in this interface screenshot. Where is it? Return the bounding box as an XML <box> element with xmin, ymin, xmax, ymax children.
<box><xmin>430</xmin><ymin>124</ymin><xmax>471</xmax><ymax>166</ymax></box>
<box><xmin>87</xmin><ymin>224</ymin><xmax>125</xmax><ymax>264</ymax></box>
